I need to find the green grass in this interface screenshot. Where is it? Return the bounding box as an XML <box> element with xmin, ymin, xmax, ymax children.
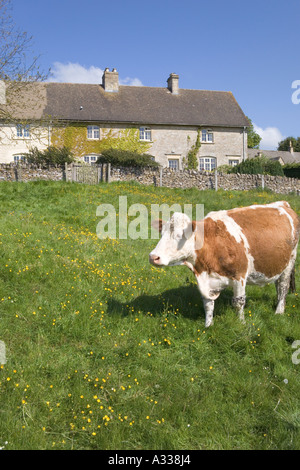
<box><xmin>0</xmin><ymin>180</ymin><xmax>300</xmax><ymax>450</ymax></box>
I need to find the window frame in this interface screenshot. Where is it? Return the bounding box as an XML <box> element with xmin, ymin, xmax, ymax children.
<box><xmin>228</xmin><ymin>158</ymin><xmax>240</xmax><ymax>167</ymax></box>
<box><xmin>13</xmin><ymin>155</ymin><xmax>26</xmax><ymax>163</ymax></box>
<box><xmin>199</xmin><ymin>157</ymin><xmax>217</xmax><ymax>171</ymax></box>
<box><xmin>83</xmin><ymin>154</ymin><xmax>98</xmax><ymax>164</ymax></box>
<box><xmin>201</xmin><ymin>129</ymin><xmax>214</xmax><ymax>143</ymax></box>
<box><xmin>16</xmin><ymin>124</ymin><xmax>30</xmax><ymax>139</ymax></box>
<box><xmin>168</xmin><ymin>158</ymin><xmax>179</xmax><ymax>170</ymax></box>
<box><xmin>87</xmin><ymin>125</ymin><xmax>100</xmax><ymax>140</ymax></box>
<box><xmin>139</xmin><ymin>126</ymin><xmax>152</xmax><ymax>142</ymax></box>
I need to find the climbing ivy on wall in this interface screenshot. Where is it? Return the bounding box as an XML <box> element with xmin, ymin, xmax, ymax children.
<box><xmin>184</xmin><ymin>129</ymin><xmax>201</xmax><ymax>169</ymax></box>
<box><xmin>51</xmin><ymin>124</ymin><xmax>151</xmax><ymax>157</ymax></box>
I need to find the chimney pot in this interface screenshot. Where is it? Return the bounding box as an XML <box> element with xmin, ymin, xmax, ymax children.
<box><xmin>102</xmin><ymin>68</ymin><xmax>119</xmax><ymax>92</ymax></box>
<box><xmin>167</xmin><ymin>73</ymin><xmax>179</xmax><ymax>94</ymax></box>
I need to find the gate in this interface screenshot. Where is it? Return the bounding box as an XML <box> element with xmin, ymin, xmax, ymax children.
<box><xmin>68</xmin><ymin>163</ymin><xmax>111</xmax><ymax>184</ymax></box>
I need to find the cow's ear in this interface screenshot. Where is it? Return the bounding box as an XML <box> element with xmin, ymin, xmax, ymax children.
<box><xmin>184</xmin><ymin>220</ymin><xmax>197</xmax><ymax>239</ymax></box>
<box><xmin>151</xmin><ymin>219</ymin><xmax>164</xmax><ymax>234</ymax></box>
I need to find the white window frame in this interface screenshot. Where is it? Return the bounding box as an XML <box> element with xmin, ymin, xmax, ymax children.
<box><xmin>13</xmin><ymin>155</ymin><xmax>26</xmax><ymax>163</ymax></box>
<box><xmin>83</xmin><ymin>154</ymin><xmax>98</xmax><ymax>164</ymax></box>
<box><xmin>168</xmin><ymin>158</ymin><xmax>179</xmax><ymax>170</ymax></box>
<box><xmin>201</xmin><ymin>129</ymin><xmax>213</xmax><ymax>143</ymax></box>
<box><xmin>139</xmin><ymin>127</ymin><xmax>152</xmax><ymax>141</ymax></box>
<box><xmin>199</xmin><ymin>157</ymin><xmax>216</xmax><ymax>171</ymax></box>
<box><xmin>87</xmin><ymin>125</ymin><xmax>100</xmax><ymax>140</ymax></box>
<box><xmin>16</xmin><ymin>124</ymin><xmax>30</xmax><ymax>139</ymax></box>
<box><xmin>228</xmin><ymin>158</ymin><xmax>240</xmax><ymax>167</ymax></box>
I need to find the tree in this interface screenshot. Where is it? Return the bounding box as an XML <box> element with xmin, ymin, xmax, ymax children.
<box><xmin>0</xmin><ymin>0</ymin><xmax>47</xmax><ymax>122</ymax></box>
<box><xmin>246</xmin><ymin>117</ymin><xmax>262</xmax><ymax>149</ymax></box>
<box><xmin>277</xmin><ymin>137</ymin><xmax>300</xmax><ymax>152</ymax></box>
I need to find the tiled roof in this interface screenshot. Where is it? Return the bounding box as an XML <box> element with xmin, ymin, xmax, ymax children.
<box><xmin>2</xmin><ymin>80</ymin><xmax>250</xmax><ymax>128</ymax></box>
<box><xmin>44</xmin><ymin>83</ymin><xmax>249</xmax><ymax>127</ymax></box>
<box><xmin>248</xmin><ymin>148</ymin><xmax>300</xmax><ymax>164</ymax></box>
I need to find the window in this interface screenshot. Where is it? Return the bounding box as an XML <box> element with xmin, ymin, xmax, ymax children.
<box><xmin>13</xmin><ymin>155</ymin><xmax>26</xmax><ymax>163</ymax></box>
<box><xmin>228</xmin><ymin>159</ymin><xmax>240</xmax><ymax>167</ymax></box>
<box><xmin>84</xmin><ymin>155</ymin><xmax>98</xmax><ymax>164</ymax></box>
<box><xmin>16</xmin><ymin>124</ymin><xmax>30</xmax><ymax>138</ymax></box>
<box><xmin>168</xmin><ymin>159</ymin><xmax>179</xmax><ymax>170</ymax></box>
<box><xmin>139</xmin><ymin>127</ymin><xmax>151</xmax><ymax>141</ymax></box>
<box><xmin>87</xmin><ymin>125</ymin><xmax>100</xmax><ymax>140</ymax></box>
<box><xmin>199</xmin><ymin>157</ymin><xmax>216</xmax><ymax>171</ymax></box>
<box><xmin>201</xmin><ymin>129</ymin><xmax>213</xmax><ymax>143</ymax></box>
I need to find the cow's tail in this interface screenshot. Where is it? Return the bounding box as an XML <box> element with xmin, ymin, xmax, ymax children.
<box><xmin>289</xmin><ymin>264</ymin><xmax>296</xmax><ymax>294</ymax></box>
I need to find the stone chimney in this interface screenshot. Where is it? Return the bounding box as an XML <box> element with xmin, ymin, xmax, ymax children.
<box><xmin>102</xmin><ymin>68</ymin><xmax>119</xmax><ymax>92</ymax></box>
<box><xmin>0</xmin><ymin>81</ymin><xmax>6</xmax><ymax>105</ymax></box>
<box><xmin>167</xmin><ymin>73</ymin><xmax>179</xmax><ymax>94</ymax></box>
<box><xmin>289</xmin><ymin>140</ymin><xmax>294</xmax><ymax>154</ymax></box>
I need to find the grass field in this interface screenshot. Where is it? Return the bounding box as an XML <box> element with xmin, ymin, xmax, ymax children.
<box><xmin>0</xmin><ymin>180</ymin><xmax>300</xmax><ymax>450</ymax></box>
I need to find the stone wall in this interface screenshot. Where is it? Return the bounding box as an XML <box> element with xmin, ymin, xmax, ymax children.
<box><xmin>0</xmin><ymin>163</ymin><xmax>300</xmax><ymax>195</ymax></box>
<box><xmin>0</xmin><ymin>163</ymin><xmax>68</xmax><ymax>182</ymax></box>
<box><xmin>110</xmin><ymin>166</ymin><xmax>300</xmax><ymax>194</ymax></box>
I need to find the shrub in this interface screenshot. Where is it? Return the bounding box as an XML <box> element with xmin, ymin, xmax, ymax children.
<box><xmin>216</xmin><ymin>164</ymin><xmax>232</xmax><ymax>174</ymax></box>
<box><xmin>26</xmin><ymin>146</ymin><xmax>75</xmax><ymax>166</ymax></box>
<box><xmin>96</xmin><ymin>148</ymin><xmax>159</xmax><ymax>168</ymax></box>
<box><xmin>282</xmin><ymin>163</ymin><xmax>300</xmax><ymax>179</ymax></box>
<box><xmin>230</xmin><ymin>156</ymin><xmax>284</xmax><ymax>176</ymax></box>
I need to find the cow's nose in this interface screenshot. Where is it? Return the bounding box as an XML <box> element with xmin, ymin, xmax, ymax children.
<box><xmin>149</xmin><ymin>253</ymin><xmax>161</xmax><ymax>265</ymax></box>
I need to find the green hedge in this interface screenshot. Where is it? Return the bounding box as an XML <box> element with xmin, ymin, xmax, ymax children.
<box><xmin>282</xmin><ymin>163</ymin><xmax>300</xmax><ymax>179</ymax></box>
<box><xmin>230</xmin><ymin>156</ymin><xmax>284</xmax><ymax>176</ymax></box>
<box><xmin>97</xmin><ymin>148</ymin><xmax>159</xmax><ymax>168</ymax></box>
<box><xmin>25</xmin><ymin>146</ymin><xmax>75</xmax><ymax>166</ymax></box>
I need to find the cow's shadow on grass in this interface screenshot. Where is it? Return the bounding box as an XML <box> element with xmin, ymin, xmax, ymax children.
<box><xmin>108</xmin><ymin>285</ymin><xmax>235</xmax><ymax>321</ymax></box>
<box><xmin>108</xmin><ymin>283</ymin><xmax>279</xmax><ymax>322</ymax></box>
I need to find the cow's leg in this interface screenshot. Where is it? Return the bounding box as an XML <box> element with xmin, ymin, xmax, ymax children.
<box><xmin>202</xmin><ymin>298</ymin><xmax>215</xmax><ymax>328</ymax></box>
<box><xmin>232</xmin><ymin>280</ymin><xmax>246</xmax><ymax>323</ymax></box>
<box><xmin>275</xmin><ymin>249</ymin><xmax>297</xmax><ymax>314</ymax></box>
<box><xmin>275</xmin><ymin>274</ymin><xmax>290</xmax><ymax>314</ymax></box>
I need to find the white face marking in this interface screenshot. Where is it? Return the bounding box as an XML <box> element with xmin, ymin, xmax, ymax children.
<box><xmin>149</xmin><ymin>212</ymin><xmax>196</xmax><ymax>267</ymax></box>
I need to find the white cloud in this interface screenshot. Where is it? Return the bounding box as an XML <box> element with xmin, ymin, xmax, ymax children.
<box><xmin>49</xmin><ymin>62</ymin><xmax>143</xmax><ymax>86</ymax></box>
<box><xmin>253</xmin><ymin>123</ymin><xmax>285</xmax><ymax>150</ymax></box>
<box><xmin>119</xmin><ymin>76</ymin><xmax>143</xmax><ymax>87</ymax></box>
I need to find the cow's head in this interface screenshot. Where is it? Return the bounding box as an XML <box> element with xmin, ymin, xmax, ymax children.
<box><xmin>149</xmin><ymin>212</ymin><xmax>197</xmax><ymax>267</ymax></box>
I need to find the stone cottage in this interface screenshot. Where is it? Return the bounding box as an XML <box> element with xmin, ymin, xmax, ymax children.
<box><xmin>0</xmin><ymin>69</ymin><xmax>250</xmax><ymax>168</ymax></box>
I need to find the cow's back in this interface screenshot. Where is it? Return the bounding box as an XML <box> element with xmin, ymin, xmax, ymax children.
<box><xmin>227</xmin><ymin>201</ymin><xmax>300</xmax><ymax>279</ymax></box>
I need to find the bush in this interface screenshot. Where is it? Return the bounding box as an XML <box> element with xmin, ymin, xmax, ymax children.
<box><xmin>216</xmin><ymin>164</ymin><xmax>232</xmax><ymax>174</ymax></box>
<box><xmin>96</xmin><ymin>148</ymin><xmax>159</xmax><ymax>168</ymax></box>
<box><xmin>26</xmin><ymin>146</ymin><xmax>75</xmax><ymax>166</ymax></box>
<box><xmin>230</xmin><ymin>156</ymin><xmax>284</xmax><ymax>176</ymax></box>
<box><xmin>282</xmin><ymin>163</ymin><xmax>300</xmax><ymax>179</ymax></box>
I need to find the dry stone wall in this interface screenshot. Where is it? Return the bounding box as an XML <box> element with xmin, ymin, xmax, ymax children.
<box><xmin>110</xmin><ymin>166</ymin><xmax>300</xmax><ymax>194</ymax></box>
<box><xmin>0</xmin><ymin>163</ymin><xmax>299</xmax><ymax>195</ymax></box>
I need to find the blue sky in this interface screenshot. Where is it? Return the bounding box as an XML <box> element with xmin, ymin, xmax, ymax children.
<box><xmin>11</xmin><ymin>0</ymin><xmax>300</xmax><ymax>149</ymax></box>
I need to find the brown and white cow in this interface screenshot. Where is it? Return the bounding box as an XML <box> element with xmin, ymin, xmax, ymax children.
<box><xmin>149</xmin><ymin>201</ymin><xmax>300</xmax><ymax>327</ymax></box>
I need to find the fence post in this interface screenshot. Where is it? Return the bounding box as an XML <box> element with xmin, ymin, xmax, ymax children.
<box><xmin>64</xmin><ymin>162</ymin><xmax>68</xmax><ymax>181</ymax></box>
<box><xmin>215</xmin><ymin>170</ymin><xmax>218</xmax><ymax>191</ymax></box>
<box><xmin>261</xmin><ymin>174</ymin><xmax>264</xmax><ymax>190</ymax></box>
<box><xmin>106</xmin><ymin>163</ymin><xmax>111</xmax><ymax>183</ymax></box>
<box><xmin>159</xmin><ymin>167</ymin><xmax>163</xmax><ymax>187</ymax></box>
